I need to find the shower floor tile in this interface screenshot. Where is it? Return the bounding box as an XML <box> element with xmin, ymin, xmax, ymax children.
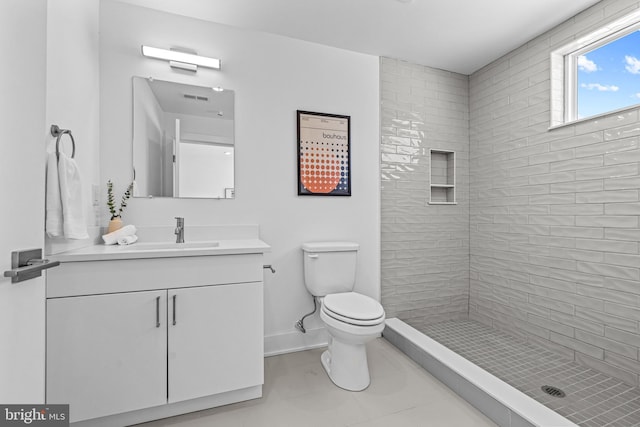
<box><xmin>418</xmin><ymin>320</ymin><xmax>640</xmax><ymax>427</ymax></box>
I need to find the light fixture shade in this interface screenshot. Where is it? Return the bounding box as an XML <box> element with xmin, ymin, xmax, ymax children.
<box><xmin>141</xmin><ymin>45</ymin><xmax>221</xmax><ymax>70</ymax></box>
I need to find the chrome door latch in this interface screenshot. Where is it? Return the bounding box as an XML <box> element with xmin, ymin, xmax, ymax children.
<box><xmin>3</xmin><ymin>248</ymin><xmax>60</xmax><ymax>284</ymax></box>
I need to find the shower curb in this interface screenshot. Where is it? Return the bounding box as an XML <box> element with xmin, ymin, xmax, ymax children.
<box><xmin>383</xmin><ymin>318</ymin><xmax>578</xmax><ymax>427</ymax></box>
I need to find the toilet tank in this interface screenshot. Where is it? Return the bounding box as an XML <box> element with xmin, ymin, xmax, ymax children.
<box><xmin>302</xmin><ymin>242</ymin><xmax>359</xmax><ymax>297</ymax></box>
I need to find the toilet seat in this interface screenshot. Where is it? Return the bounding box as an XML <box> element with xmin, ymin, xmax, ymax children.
<box><xmin>322</xmin><ymin>292</ymin><xmax>385</xmax><ymax>326</ymax></box>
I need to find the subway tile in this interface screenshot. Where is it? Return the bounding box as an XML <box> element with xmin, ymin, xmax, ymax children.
<box><xmin>605</xmin><ymin>203</ymin><xmax>640</xmax><ymax>215</ymax></box>
<box><xmin>576</xmin><ymin>136</ymin><xmax>639</xmax><ymax>155</ymax></box>
<box><xmin>528</xmin><ymin>235</ymin><xmax>575</xmax><ymax>248</ymax></box>
<box><xmin>550</xmin><ymin>226</ymin><xmax>604</xmax><ymax>239</ymax></box>
<box><xmin>575</xmin><ymin>306</ymin><xmax>639</xmax><ymax>333</ymax></box>
<box><xmin>549</xmin><ymin>204</ymin><xmax>604</xmax><ymax>215</ymax></box>
<box><xmin>577</xmin><ymin>284</ymin><xmax>637</xmax><ymax>305</ymax></box>
<box><xmin>577</xmin><ymin>261</ymin><xmax>640</xmax><ymax>281</ymax></box>
<box><xmin>529</xmin><ymin>215</ymin><xmax>575</xmax><ymax>226</ymax></box>
<box><xmin>574</xmin><ymin>111</ymin><xmax>638</xmax><ymax>135</ymax></box>
<box><xmin>575</xmin><ymin>190</ymin><xmax>639</xmax><ymax>203</ymax></box>
<box><xmin>529</xmin><ymin>171</ymin><xmax>575</xmax><ymax>184</ymax></box>
<box><xmin>529</xmin><ymin>193</ymin><xmax>576</xmax><ymax>204</ymax></box>
<box><xmin>575</xmin><ymin>216</ymin><xmax>639</xmax><ymax>228</ymax></box>
<box><xmin>575</xmin><ymin>163</ymin><xmax>639</xmax><ymax>180</ymax></box>
<box><xmin>605</xmin><ymin>327</ymin><xmax>640</xmax><ymax>348</ymax></box>
<box><xmin>604</xmin><ymin>351</ymin><xmax>640</xmax><ymax>375</ymax></box>
<box><xmin>549</xmin><ymin>247</ymin><xmax>604</xmax><ymax>263</ymax></box>
<box><xmin>604</xmin><ymin>175</ymin><xmax>640</xmax><ymax>190</ymax></box>
<box><xmin>528</xmin><ymin>148</ymin><xmax>573</xmax><ymax>165</ymax></box>
<box><xmin>550</xmin><ymin>331</ymin><xmax>604</xmax><ymax>359</ymax></box>
<box><xmin>575</xmin><ymin>329</ymin><xmax>638</xmax><ymax>359</ymax></box>
<box><xmin>549</xmin><ymin>131</ymin><xmax>604</xmax><ymax>151</ymax></box>
<box><xmin>529</xmin><ymin>275</ymin><xmax>576</xmax><ymax>292</ymax></box>
<box><xmin>605</xmin><ymin>302</ymin><xmax>640</xmax><ymax>322</ymax></box>
<box><xmin>604</xmin><ymin>253</ymin><xmax>640</xmax><ymax>268</ymax></box>
<box><xmin>606</xmin><ymin>277</ymin><xmax>640</xmax><ymax>297</ymax></box>
<box><xmin>528</xmin><ymin>282</ymin><xmax>603</xmax><ymax>310</ymax></box>
<box><xmin>605</xmin><ymin>228</ymin><xmax>640</xmax><ymax>242</ymax></box>
<box><xmin>549</xmin><ymin>156</ymin><xmax>604</xmax><ymax>172</ymax></box>
<box><xmin>604</xmin><ymin>149</ymin><xmax>640</xmax><ymax>165</ymax></box>
<box><xmin>550</xmin><ymin>180</ymin><xmax>603</xmax><ymax>194</ymax></box>
<box><xmin>549</xmin><ymin>310</ymin><xmax>604</xmax><ymax>335</ymax></box>
<box><xmin>575</xmin><ymin>238</ymin><xmax>638</xmax><ymax>254</ymax></box>
<box><xmin>604</xmin><ymin>123</ymin><xmax>640</xmax><ymax>141</ymax></box>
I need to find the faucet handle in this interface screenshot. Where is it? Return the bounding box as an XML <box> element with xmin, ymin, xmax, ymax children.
<box><xmin>175</xmin><ymin>216</ymin><xmax>184</xmax><ymax>226</ymax></box>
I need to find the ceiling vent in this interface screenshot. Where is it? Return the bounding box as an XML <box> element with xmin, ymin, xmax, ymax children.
<box><xmin>183</xmin><ymin>94</ymin><xmax>209</xmax><ymax>101</ymax></box>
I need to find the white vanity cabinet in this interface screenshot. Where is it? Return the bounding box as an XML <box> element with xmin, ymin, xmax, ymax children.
<box><xmin>47</xmin><ymin>291</ymin><xmax>169</xmax><ymax>421</ymax></box>
<box><xmin>168</xmin><ymin>282</ymin><xmax>263</xmax><ymax>403</ymax></box>
<box><xmin>46</xmin><ymin>251</ymin><xmax>265</xmax><ymax>426</ymax></box>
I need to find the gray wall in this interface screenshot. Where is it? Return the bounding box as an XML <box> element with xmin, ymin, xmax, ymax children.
<box><xmin>469</xmin><ymin>0</ymin><xmax>640</xmax><ymax>386</ymax></box>
<box><xmin>380</xmin><ymin>58</ymin><xmax>470</xmax><ymax>330</ymax></box>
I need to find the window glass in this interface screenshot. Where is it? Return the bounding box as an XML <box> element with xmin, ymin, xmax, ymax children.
<box><xmin>577</xmin><ymin>30</ymin><xmax>640</xmax><ymax>119</ymax></box>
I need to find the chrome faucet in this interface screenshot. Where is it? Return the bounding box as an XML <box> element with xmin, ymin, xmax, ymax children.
<box><xmin>175</xmin><ymin>217</ymin><xmax>185</xmax><ymax>243</ymax></box>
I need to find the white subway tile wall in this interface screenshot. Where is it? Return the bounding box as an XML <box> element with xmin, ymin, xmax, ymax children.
<box><xmin>380</xmin><ymin>58</ymin><xmax>470</xmax><ymax>328</ymax></box>
<box><xmin>469</xmin><ymin>0</ymin><xmax>640</xmax><ymax>386</ymax></box>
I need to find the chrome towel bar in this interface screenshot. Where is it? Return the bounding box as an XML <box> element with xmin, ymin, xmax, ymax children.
<box><xmin>51</xmin><ymin>124</ymin><xmax>76</xmax><ymax>160</ymax></box>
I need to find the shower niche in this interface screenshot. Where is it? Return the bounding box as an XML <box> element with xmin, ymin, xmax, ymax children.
<box><xmin>429</xmin><ymin>149</ymin><xmax>456</xmax><ymax>204</ymax></box>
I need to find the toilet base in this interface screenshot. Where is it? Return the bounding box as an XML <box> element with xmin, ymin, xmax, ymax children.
<box><xmin>320</xmin><ymin>338</ymin><xmax>370</xmax><ymax>391</ymax></box>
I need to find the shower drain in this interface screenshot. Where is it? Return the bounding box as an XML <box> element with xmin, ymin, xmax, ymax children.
<box><xmin>541</xmin><ymin>385</ymin><xmax>566</xmax><ymax>398</ymax></box>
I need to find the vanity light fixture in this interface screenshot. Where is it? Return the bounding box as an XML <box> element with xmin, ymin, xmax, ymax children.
<box><xmin>141</xmin><ymin>45</ymin><xmax>221</xmax><ymax>72</ymax></box>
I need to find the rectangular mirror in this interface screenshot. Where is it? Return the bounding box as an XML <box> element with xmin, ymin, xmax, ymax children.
<box><xmin>132</xmin><ymin>76</ymin><xmax>235</xmax><ymax>199</ymax></box>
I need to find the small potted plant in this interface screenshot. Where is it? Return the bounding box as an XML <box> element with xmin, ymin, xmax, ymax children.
<box><xmin>107</xmin><ymin>180</ymin><xmax>134</xmax><ymax>233</ymax></box>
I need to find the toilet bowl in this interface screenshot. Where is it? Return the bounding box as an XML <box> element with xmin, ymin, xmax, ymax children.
<box><xmin>319</xmin><ymin>292</ymin><xmax>385</xmax><ymax>391</ymax></box>
<box><xmin>302</xmin><ymin>242</ymin><xmax>386</xmax><ymax>391</ymax></box>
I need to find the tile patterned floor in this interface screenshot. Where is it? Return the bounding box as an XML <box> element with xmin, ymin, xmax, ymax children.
<box><xmin>418</xmin><ymin>320</ymin><xmax>640</xmax><ymax>427</ymax></box>
<box><xmin>137</xmin><ymin>338</ymin><xmax>497</xmax><ymax>427</ymax></box>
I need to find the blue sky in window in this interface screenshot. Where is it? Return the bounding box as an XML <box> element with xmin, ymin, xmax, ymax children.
<box><xmin>578</xmin><ymin>30</ymin><xmax>640</xmax><ymax>119</ymax></box>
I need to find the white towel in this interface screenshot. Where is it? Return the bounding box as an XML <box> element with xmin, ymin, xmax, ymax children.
<box><xmin>57</xmin><ymin>152</ymin><xmax>89</xmax><ymax>239</ymax></box>
<box><xmin>46</xmin><ymin>152</ymin><xmax>89</xmax><ymax>239</ymax></box>
<box><xmin>46</xmin><ymin>152</ymin><xmax>63</xmax><ymax>237</ymax></box>
<box><xmin>117</xmin><ymin>235</ymin><xmax>138</xmax><ymax>246</ymax></box>
<box><xmin>102</xmin><ymin>225</ymin><xmax>137</xmax><ymax>245</ymax></box>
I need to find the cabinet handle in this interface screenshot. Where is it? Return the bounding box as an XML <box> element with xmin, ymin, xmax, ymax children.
<box><xmin>155</xmin><ymin>296</ymin><xmax>161</xmax><ymax>328</ymax></box>
<box><xmin>172</xmin><ymin>295</ymin><xmax>177</xmax><ymax>326</ymax></box>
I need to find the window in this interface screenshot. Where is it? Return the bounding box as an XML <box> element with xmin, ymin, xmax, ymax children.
<box><xmin>551</xmin><ymin>10</ymin><xmax>640</xmax><ymax>127</ymax></box>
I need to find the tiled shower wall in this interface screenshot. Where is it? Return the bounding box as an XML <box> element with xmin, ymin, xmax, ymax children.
<box><xmin>469</xmin><ymin>0</ymin><xmax>640</xmax><ymax>386</ymax></box>
<box><xmin>380</xmin><ymin>58</ymin><xmax>470</xmax><ymax>330</ymax></box>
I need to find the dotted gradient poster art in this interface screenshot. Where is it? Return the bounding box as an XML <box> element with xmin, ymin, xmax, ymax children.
<box><xmin>297</xmin><ymin>111</ymin><xmax>351</xmax><ymax>196</ymax></box>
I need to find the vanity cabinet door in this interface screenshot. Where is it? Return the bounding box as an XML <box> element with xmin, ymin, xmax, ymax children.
<box><xmin>168</xmin><ymin>282</ymin><xmax>264</xmax><ymax>403</ymax></box>
<box><xmin>46</xmin><ymin>290</ymin><xmax>168</xmax><ymax>422</ymax></box>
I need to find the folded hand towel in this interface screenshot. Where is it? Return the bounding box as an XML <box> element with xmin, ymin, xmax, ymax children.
<box><xmin>46</xmin><ymin>152</ymin><xmax>63</xmax><ymax>237</ymax></box>
<box><xmin>117</xmin><ymin>235</ymin><xmax>138</xmax><ymax>246</ymax></box>
<box><xmin>102</xmin><ymin>224</ymin><xmax>137</xmax><ymax>245</ymax></box>
<box><xmin>57</xmin><ymin>152</ymin><xmax>89</xmax><ymax>239</ymax></box>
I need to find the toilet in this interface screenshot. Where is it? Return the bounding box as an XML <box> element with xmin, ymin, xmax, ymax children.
<box><xmin>302</xmin><ymin>242</ymin><xmax>386</xmax><ymax>391</ymax></box>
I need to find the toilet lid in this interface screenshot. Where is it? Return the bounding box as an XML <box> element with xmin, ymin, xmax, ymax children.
<box><xmin>322</xmin><ymin>292</ymin><xmax>385</xmax><ymax>324</ymax></box>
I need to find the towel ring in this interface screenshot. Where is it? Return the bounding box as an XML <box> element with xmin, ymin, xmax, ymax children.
<box><xmin>51</xmin><ymin>124</ymin><xmax>76</xmax><ymax>160</ymax></box>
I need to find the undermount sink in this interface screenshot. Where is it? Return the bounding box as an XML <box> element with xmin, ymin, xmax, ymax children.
<box><xmin>128</xmin><ymin>241</ymin><xmax>220</xmax><ymax>250</ymax></box>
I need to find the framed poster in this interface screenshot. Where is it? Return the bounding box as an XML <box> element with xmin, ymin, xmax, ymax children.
<box><xmin>297</xmin><ymin>110</ymin><xmax>351</xmax><ymax>196</ymax></box>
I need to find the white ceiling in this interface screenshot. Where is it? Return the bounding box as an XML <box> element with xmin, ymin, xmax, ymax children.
<box><xmin>144</xmin><ymin>78</ymin><xmax>235</xmax><ymax>119</ymax></box>
<box><xmin>119</xmin><ymin>0</ymin><xmax>602</xmax><ymax>75</ymax></box>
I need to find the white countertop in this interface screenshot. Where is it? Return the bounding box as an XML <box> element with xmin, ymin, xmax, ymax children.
<box><xmin>50</xmin><ymin>239</ymin><xmax>271</xmax><ymax>262</ymax></box>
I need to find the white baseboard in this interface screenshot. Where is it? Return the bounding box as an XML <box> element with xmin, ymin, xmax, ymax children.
<box><xmin>264</xmin><ymin>327</ymin><xmax>329</xmax><ymax>356</ymax></box>
<box><xmin>73</xmin><ymin>386</ymin><xmax>262</xmax><ymax>426</ymax></box>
